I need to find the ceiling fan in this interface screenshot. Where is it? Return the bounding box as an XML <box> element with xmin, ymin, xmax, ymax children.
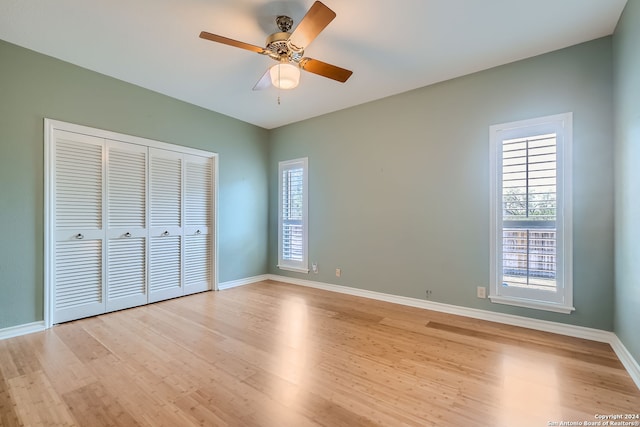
<box><xmin>199</xmin><ymin>1</ymin><xmax>352</xmax><ymax>91</ymax></box>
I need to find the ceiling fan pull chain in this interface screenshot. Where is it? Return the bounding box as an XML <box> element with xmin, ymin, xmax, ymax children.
<box><xmin>278</xmin><ymin>65</ymin><xmax>282</xmax><ymax>105</ymax></box>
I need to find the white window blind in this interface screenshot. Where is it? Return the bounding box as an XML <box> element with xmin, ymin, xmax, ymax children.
<box><xmin>490</xmin><ymin>113</ymin><xmax>573</xmax><ymax>314</ymax></box>
<box><xmin>278</xmin><ymin>158</ymin><xmax>308</xmax><ymax>273</ymax></box>
<box><xmin>502</xmin><ymin>133</ymin><xmax>557</xmax><ymax>290</ymax></box>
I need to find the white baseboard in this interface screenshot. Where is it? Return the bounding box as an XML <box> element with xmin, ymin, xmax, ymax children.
<box><xmin>0</xmin><ymin>276</ymin><xmax>271</xmax><ymax>339</ymax></box>
<box><xmin>267</xmin><ymin>274</ymin><xmax>640</xmax><ymax>390</ymax></box>
<box><xmin>609</xmin><ymin>334</ymin><xmax>640</xmax><ymax>389</ymax></box>
<box><xmin>218</xmin><ymin>274</ymin><xmax>270</xmax><ymax>290</ymax></box>
<box><xmin>0</xmin><ymin>321</ymin><xmax>46</xmax><ymax>341</ymax></box>
<box><xmin>267</xmin><ymin>274</ymin><xmax>612</xmax><ymax>342</ymax></box>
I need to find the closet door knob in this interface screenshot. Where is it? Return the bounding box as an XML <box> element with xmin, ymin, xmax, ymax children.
<box><xmin>124</xmin><ymin>232</ymin><xmax>132</xmax><ymax>238</ymax></box>
<box><xmin>162</xmin><ymin>231</ymin><xmax>170</xmax><ymax>236</ymax></box>
<box><xmin>196</xmin><ymin>230</ymin><xmax>201</xmax><ymax>235</ymax></box>
<box><xmin>76</xmin><ymin>233</ymin><xmax>84</xmax><ymax>240</ymax></box>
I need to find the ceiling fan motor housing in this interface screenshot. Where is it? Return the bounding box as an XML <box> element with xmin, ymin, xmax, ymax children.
<box><xmin>266</xmin><ymin>28</ymin><xmax>304</xmax><ymax>63</ymax></box>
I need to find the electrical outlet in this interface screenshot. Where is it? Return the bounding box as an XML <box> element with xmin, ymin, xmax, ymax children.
<box><xmin>425</xmin><ymin>289</ymin><xmax>433</xmax><ymax>300</ymax></box>
<box><xmin>477</xmin><ymin>286</ymin><xmax>487</xmax><ymax>299</ymax></box>
<box><xmin>335</xmin><ymin>268</ymin><xmax>341</xmax><ymax>277</ymax></box>
<box><xmin>312</xmin><ymin>262</ymin><xmax>318</xmax><ymax>273</ymax></box>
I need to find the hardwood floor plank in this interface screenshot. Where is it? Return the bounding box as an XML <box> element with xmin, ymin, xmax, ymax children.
<box><xmin>85</xmin><ymin>354</ymin><xmax>198</xmax><ymax>427</ymax></box>
<box><xmin>0</xmin><ymin>336</ymin><xmax>42</xmax><ymax>379</ymax></box>
<box><xmin>426</xmin><ymin>321</ymin><xmax>624</xmax><ymax>368</ymax></box>
<box><xmin>243</xmin><ymin>367</ymin><xmax>389</xmax><ymax>427</ymax></box>
<box><xmin>82</xmin><ymin>317</ymin><xmax>203</xmax><ymax>399</ymax></box>
<box><xmin>133</xmin><ymin>304</ymin><xmax>259</xmax><ymax>382</ymax></box>
<box><xmin>25</xmin><ymin>330</ymin><xmax>97</xmax><ymax>395</ymax></box>
<box><xmin>54</xmin><ymin>321</ymin><xmax>113</xmax><ymax>363</ymax></box>
<box><xmin>0</xmin><ymin>369</ymin><xmax>21</xmax><ymax>427</ymax></box>
<box><xmin>1</xmin><ymin>280</ymin><xmax>639</xmax><ymax>427</ymax></box>
<box><xmin>62</xmin><ymin>382</ymin><xmax>140</xmax><ymax>427</ymax></box>
<box><xmin>172</xmin><ymin>389</ymin><xmax>232</xmax><ymax>426</ymax></box>
<box><xmin>8</xmin><ymin>370</ymin><xmax>77</xmax><ymax>426</ymax></box>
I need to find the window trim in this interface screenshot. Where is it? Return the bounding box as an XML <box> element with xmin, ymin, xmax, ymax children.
<box><xmin>277</xmin><ymin>157</ymin><xmax>309</xmax><ymax>273</ymax></box>
<box><xmin>489</xmin><ymin>113</ymin><xmax>574</xmax><ymax>314</ymax></box>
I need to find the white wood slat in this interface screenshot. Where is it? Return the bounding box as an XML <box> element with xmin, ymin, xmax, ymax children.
<box><xmin>149</xmin><ymin>235</ymin><xmax>181</xmax><ymax>293</ymax></box>
<box><xmin>150</xmin><ymin>155</ymin><xmax>182</xmax><ymax>228</ymax></box>
<box><xmin>108</xmin><ymin>147</ymin><xmax>146</xmax><ymax>228</ymax></box>
<box><xmin>185</xmin><ymin>234</ymin><xmax>210</xmax><ymax>292</ymax></box>
<box><xmin>107</xmin><ymin>238</ymin><xmax>146</xmax><ymax>301</ymax></box>
<box><xmin>55</xmin><ymin>139</ymin><xmax>103</xmax><ymax>229</ymax></box>
<box><xmin>55</xmin><ymin>240</ymin><xmax>102</xmax><ymax>310</ymax></box>
<box><xmin>185</xmin><ymin>158</ymin><xmax>212</xmax><ymax>227</ymax></box>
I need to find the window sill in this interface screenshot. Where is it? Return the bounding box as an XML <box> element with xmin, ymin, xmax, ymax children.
<box><xmin>489</xmin><ymin>295</ymin><xmax>575</xmax><ymax>314</ymax></box>
<box><xmin>277</xmin><ymin>265</ymin><xmax>309</xmax><ymax>274</ymax></box>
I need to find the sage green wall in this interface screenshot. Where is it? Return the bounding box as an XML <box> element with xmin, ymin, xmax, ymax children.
<box><xmin>613</xmin><ymin>1</ymin><xmax>640</xmax><ymax>362</ymax></box>
<box><xmin>0</xmin><ymin>33</ymin><xmax>620</xmax><ymax>333</ymax></box>
<box><xmin>269</xmin><ymin>37</ymin><xmax>615</xmax><ymax>330</ymax></box>
<box><xmin>0</xmin><ymin>39</ymin><xmax>269</xmax><ymax>329</ymax></box>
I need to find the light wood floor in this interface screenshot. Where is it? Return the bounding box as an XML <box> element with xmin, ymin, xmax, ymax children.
<box><xmin>1</xmin><ymin>281</ymin><xmax>639</xmax><ymax>427</ymax></box>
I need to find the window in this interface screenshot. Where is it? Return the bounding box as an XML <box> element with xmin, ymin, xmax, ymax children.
<box><xmin>278</xmin><ymin>158</ymin><xmax>308</xmax><ymax>273</ymax></box>
<box><xmin>489</xmin><ymin>113</ymin><xmax>573</xmax><ymax>313</ymax></box>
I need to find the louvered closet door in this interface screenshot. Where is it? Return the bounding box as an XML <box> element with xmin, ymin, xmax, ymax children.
<box><xmin>105</xmin><ymin>141</ymin><xmax>148</xmax><ymax>312</ymax></box>
<box><xmin>149</xmin><ymin>148</ymin><xmax>183</xmax><ymax>302</ymax></box>
<box><xmin>53</xmin><ymin>130</ymin><xmax>105</xmax><ymax>323</ymax></box>
<box><xmin>184</xmin><ymin>154</ymin><xmax>214</xmax><ymax>295</ymax></box>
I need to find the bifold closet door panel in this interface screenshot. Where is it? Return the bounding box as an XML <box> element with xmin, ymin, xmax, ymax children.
<box><xmin>149</xmin><ymin>148</ymin><xmax>183</xmax><ymax>303</ymax></box>
<box><xmin>52</xmin><ymin>130</ymin><xmax>106</xmax><ymax>323</ymax></box>
<box><xmin>184</xmin><ymin>155</ymin><xmax>214</xmax><ymax>295</ymax></box>
<box><xmin>105</xmin><ymin>141</ymin><xmax>148</xmax><ymax>312</ymax></box>
<box><xmin>48</xmin><ymin>120</ymin><xmax>218</xmax><ymax>325</ymax></box>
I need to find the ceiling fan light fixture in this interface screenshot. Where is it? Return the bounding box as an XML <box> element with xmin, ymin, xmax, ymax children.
<box><xmin>270</xmin><ymin>63</ymin><xmax>300</xmax><ymax>89</ymax></box>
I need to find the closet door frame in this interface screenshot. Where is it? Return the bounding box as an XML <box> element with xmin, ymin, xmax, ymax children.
<box><xmin>44</xmin><ymin>119</ymin><xmax>219</xmax><ymax>328</ymax></box>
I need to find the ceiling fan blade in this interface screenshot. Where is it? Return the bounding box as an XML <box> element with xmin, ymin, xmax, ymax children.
<box><xmin>253</xmin><ymin>68</ymin><xmax>272</xmax><ymax>91</ymax></box>
<box><xmin>288</xmin><ymin>1</ymin><xmax>336</xmax><ymax>50</ymax></box>
<box><xmin>299</xmin><ymin>58</ymin><xmax>352</xmax><ymax>83</ymax></box>
<box><xmin>199</xmin><ymin>31</ymin><xmax>268</xmax><ymax>54</ymax></box>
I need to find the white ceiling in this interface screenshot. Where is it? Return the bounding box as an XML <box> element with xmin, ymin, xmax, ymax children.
<box><xmin>0</xmin><ymin>0</ymin><xmax>627</xmax><ymax>129</ymax></box>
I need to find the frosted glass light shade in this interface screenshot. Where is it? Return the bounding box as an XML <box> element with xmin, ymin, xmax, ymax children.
<box><xmin>270</xmin><ymin>63</ymin><xmax>300</xmax><ymax>89</ymax></box>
